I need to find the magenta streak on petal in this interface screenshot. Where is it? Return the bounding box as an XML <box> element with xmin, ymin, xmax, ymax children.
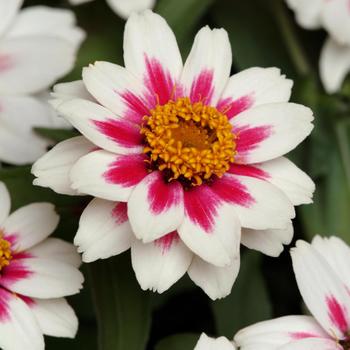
<box><xmin>0</xmin><ymin>259</ymin><xmax>33</xmax><ymax>289</ymax></box>
<box><xmin>112</xmin><ymin>202</ymin><xmax>128</xmax><ymax>224</ymax></box>
<box><xmin>228</xmin><ymin>163</ymin><xmax>269</xmax><ymax>180</ymax></box>
<box><xmin>326</xmin><ymin>295</ymin><xmax>349</xmax><ymax>334</ymax></box>
<box><xmin>104</xmin><ymin>154</ymin><xmax>148</xmax><ymax>187</ymax></box>
<box><xmin>154</xmin><ymin>231</ymin><xmax>180</xmax><ymax>254</ymax></box>
<box><xmin>210</xmin><ymin>175</ymin><xmax>255</xmax><ymax>208</ymax></box>
<box><xmin>190</xmin><ymin>69</ymin><xmax>214</xmax><ymax>104</ymax></box>
<box><xmin>0</xmin><ymin>54</ymin><xmax>13</xmax><ymax>73</ymax></box>
<box><xmin>147</xmin><ymin>173</ymin><xmax>183</xmax><ymax>215</ymax></box>
<box><xmin>217</xmin><ymin>95</ymin><xmax>254</xmax><ymax>120</ymax></box>
<box><xmin>3</xmin><ymin>234</ymin><xmax>18</xmax><ymax>247</ymax></box>
<box><xmin>0</xmin><ymin>288</ymin><xmax>10</xmax><ymax>321</ymax></box>
<box><xmin>119</xmin><ymin>91</ymin><xmax>150</xmax><ymax>124</ymax></box>
<box><xmin>289</xmin><ymin>331</ymin><xmax>319</xmax><ymax>340</ymax></box>
<box><xmin>18</xmin><ymin>294</ymin><xmax>35</xmax><ymax>307</ymax></box>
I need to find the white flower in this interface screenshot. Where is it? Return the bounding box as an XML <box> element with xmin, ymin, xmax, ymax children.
<box><xmin>235</xmin><ymin>235</ymin><xmax>350</xmax><ymax>350</ymax></box>
<box><xmin>0</xmin><ymin>0</ymin><xmax>85</xmax><ymax>165</ymax></box>
<box><xmin>69</xmin><ymin>0</ymin><xmax>155</xmax><ymax>19</ymax></box>
<box><xmin>0</xmin><ymin>182</ymin><xmax>84</xmax><ymax>350</ymax></box>
<box><xmin>194</xmin><ymin>333</ymin><xmax>236</xmax><ymax>350</ymax></box>
<box><xmin>32</xmin><ymin>10</ymin><xmax>314</xmax><ymax>300</ymax></box>
<box><xmin>286</xmin><ymin>0</ymin><xmax>350</xmax><ymax>93</ymax></box>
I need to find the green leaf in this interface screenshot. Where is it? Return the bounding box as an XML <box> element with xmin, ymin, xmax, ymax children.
<box><xmin>88</xmin><ymin>253</ymin><xmax>151</xmax><ymax>350</ymax></box>
<box><xmin>35</xmin><ymin>128</ymin><xmax>79</xmax><ymax>143</ymax></box>
<box><xmin>212</xmin><ymin>251</ymin><xmax>272</xmax><ymax>337</ymax></box>
<box><xmin>155</xmin><ymin>333</ymin><xmax>200</xmax><ymax>350</ymax></box>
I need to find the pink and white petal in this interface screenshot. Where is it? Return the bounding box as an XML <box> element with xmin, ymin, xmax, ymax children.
<box><xmin>7</xmin><ymin>6</ymin><xmax>85</xmax><ymax>46</ymax></box>
<box><xmin>131</xmin><ymin>231</ymin><xmax>192</xmax><ymax>293</ymax></box>
<box><xmin>211</xmin><ymin>174</ymin><xmax>295</xmax><ymax>230</ymax></box>
<box><xmin>1</xmin><ymin>258</ymin><xmax>84</xmax><ymax>299</ymax></box>
<box><xmin>285</xmin><ymin>0</ymin><xmax>323</xmax><ymax>29</ymax></box>
<box><xmin>234</xmin><ymin>315</ymin><xmax>331</xmax><ymax>349</ymax></box>
<box><xmin>291</xmin><ymin>240</ymin><xmax>350</xmax><ymax>339</ymax></box>
<box><xmin>0</xmin><ymin>36</ymin><xmax>77</xmax><ymax>95</ymax></box>
<box><xmin>2</xmin><ymin>203</ymin><xmax>59</xmax><ymax>252</ymax></box>
<box><xmin>278</xmin><ymin>338</ymin><xmax>341</xmax><ymax>350</ymax></box>
<box><xmin>241</xmin><ymin>222</ymin><xmax>293</xmax><ymax>257</ymax></box>
<box><xmin>178</xmin><ymin>187</ymin><xmax>241</xmax><ymax>267</ymax></box>
<box><xmin>217</xmin><ymin>68</ymin><xmax>293</xmax><ymax>120</ymax></box>
<box><xmin>128</xmin><ymin>171</ymin><xmax>184</xmax><ymax>242</ymax></box>
<box><xmin>70</xmin><ymin>150</ymin><xmax>148</xmax><ymax>201</ymax></box>
<box><xmin>0</xmin><ymin>0</ymin><xmax>22</xmax><ymax>37</ymax></box>
<box><xmin>82</xmin><ymin>61</ymin><xmax>150</xmax><ymax>124</ymax></box>
<box><xmin>311</xmin><ymin>235</ymin><xmax>350</xmax><ymax>290</ymax></box>
<box><xmin>32</xmin><ymin>136</ymin><xmax>95</xmax><ymax>196</ymax></box>
<box><xmin>28</xmin><ymin>238</ymin><xmax>81</xmax><ymax>268</ymax></box>
<box><xmin>181</xmin><ymin>26</ymin><xmax>232</xmax><ymax>105</ymax></box>
<box><xmin>0</xmin><ymin>182</ymin><xmax>11</xmax><ymax>225</ymax></box>
<box><xmin>194</xmin><ymin>333</ymin><xmax>236</xmax><ymax>350</ymax></box>
<box><xmin>55</xmin><ymin>98</ymin><xmax>143</xmax><ymax>154</ymax></box>
<box><xmin>123</xmin><ymin>10</ymin><xmax>183</xmax><ymax>105</ymax></box>
<box><xmin>233</xmin><ymin>103</ymin><xmax>314</xmax><ymax>164</ymax></box>
<box><xmin>0</xmin><ymin>288</ymin><xmax>44</xmax><ymax>350</ymax></box>
<box><xmin>75</xmin><ymin>199</ymin><xmax>134</xmax><ymax>263</ymax></box>
<box><xmin>319</xmin><ymin>38</ymin><xmax>350</xmax><ymax>94</ymax></box>
<box><xmin>188</xmin><ymin>253</ymin><xmax>240</xmax><ymax>300</ymax></box>
<box><xmin>107</xmin><ymin>0</ymin><xmax>155</xmax><ymax>19</ymax></box>
<box><xmin>30</xmin><ymin>298</ymin><xmax>78</xmax><ymax>338</ymax></box>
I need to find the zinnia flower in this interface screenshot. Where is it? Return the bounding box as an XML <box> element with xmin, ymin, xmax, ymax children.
<box><xmin>0</xmin><ymin>182</ymin><xmax>84</xmax><ymax>350</ymax></box>
<box><xmin>235</xmin><ymin>236</ymin><xmax>350</xmax><ymax>349</ymax></box>
<box><xmin>286</xmin><ymin>0</ymin><xmax>350</xmax><ymax>93</ymax></box>
<box><xmin>194</xmin><ymin>333</ymin><xmax>236</xmax><ymax>350</ymax></box>
<box><xmin>32</xmin><ymin>10</ymin><xmax>314</xmax><ymax>299</ymax></box>
<box><xmin>0</xmin><ymin>0</ymin><xmax>84</xmax><ymax>165</ymax></box>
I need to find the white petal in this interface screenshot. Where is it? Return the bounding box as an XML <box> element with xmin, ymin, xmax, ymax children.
<box><xmin>2</xmin><ymin>203</ymin><xmax>59</xmax><ymax>252</ymax></box>
<box><xmin>279</xmin><ymin>338</ymin><xmax>340</xmax><ymax>350</ymax></box>
<box><xmin>0</xmin><ymin>182</ymin><xmax>10</xmax><ymax>225</ymax></box>
<box><xmin>195</xmin><ymin>333</ymin><xmax>236</xmax><ymax>350</ymax></box>
<box><xmin>31</xmin><ymin>298</ymin><xmax>78</xmax><ymax>338</ymax></box>
<box><xmin>28</xmin><ymin>238</ymin><xmax>81</xmax><ymax>268</ymax></box>
<box><xmin>235</xmin><ymin>315</ymin><xmax>331</xmax><ymax>349</ymax></box>
<box><xmin>106</xmin><ymin>0</ymin><xmax>155</xmax><ymax>19</ymax></box>
<box><xmin>285</xmin><ymin>0</ymin><xmax>323</xmax><ymax>29</ymax></box>
<box><xmin>188</xmin><ymin>254</ymin><xmax>240</xmax><ymax>300</ymax></box>
<box><xmin>69</xmin><ymin>0</ymin><xmax>94</xmax><ymax>4</ymax></box>
<box><xmin>0</xmin><ymin>0</ymin><xmax>22</xmax><ymax>37</ymax></box>
<box><xmin>128</xmin><ymin>171</ymin><xmax>184</xmax><ymax>242</ymax></box>
<box><xmin>0</xmin><ymin>289</ymin><xmax>44</xmax><ymax>350</ymax></box>
<box><xmin>291</xmin><ymin>240</ymin><xmax>350</xmax><ymax>339</ymax></box>
<box><xmin>131</xmin><ymin>232</ymin><xmax>192</xmax><ymax>293</ymax></box>
<box><xmin>181</xmin><ymin>26</ymin><xmax>232</xmax><ymax>105</ymax></box>
<box><xmin>76</xmin><ymin>198</ymin><xmax>134</xmax><ymax>263</ymax></box>
<box><xmin>233</xmin><ymin>103</ymin><xmax>314</xmax><ymax>164</ymax></box>
<box><xmin>241</xmin><ymin>222</ymin><xmax>293</xmax><ymax>257</ymax></box>
<box><xmin>32</xmin><ymin>136</ymin><xmax>95</xmax><ymax>195</ymax></box>
<box><xmin>319</xmin><ymin>38</ymin><xmax>350</xmax><ymax>94</ymax></box>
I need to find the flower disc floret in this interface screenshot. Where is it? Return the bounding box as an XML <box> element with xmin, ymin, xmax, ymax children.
<box><xmin>141</xmin><ymin>97</ymin><xmax>236</xmax><ymax>186</ymax></box>
<box><xmin>0</xmin><ymin>236</ymin><xmax>12</xmax><ymax>271</ymax></box>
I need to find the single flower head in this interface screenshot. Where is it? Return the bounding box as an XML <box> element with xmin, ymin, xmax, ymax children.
<box><xmin>194</xmin><ymin>333</ymin><xmax>236</xmax><ymax>350</ymax></box>
<box><xmin>32</xmin><ymin>10</ymin><xmax>314</xmax><ymax>300</ymax></box>
<box><xmin>235</xmin><ymin>235</ymin><xmax>350</xmax><ymax>349</ymax></box>
<box><xmin>0</xmin><ymin>182</ymin><xmax>84</xmax><ymax>350</ymax></box>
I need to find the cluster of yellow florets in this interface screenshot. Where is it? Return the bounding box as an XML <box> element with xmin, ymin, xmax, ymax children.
<box><xmin>0</xmin><ymin>236</ymin><xmax>12</xmax><ymax>271</ymax></box>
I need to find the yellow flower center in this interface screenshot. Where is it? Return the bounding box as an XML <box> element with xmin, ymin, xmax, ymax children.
<box><xmin>0</xmin><ymin>236</ymin><xmax>12</xmax><ymax>271</ymax></box>
<box><xmin>141</xmin><ymin>97</ymin><xmax>236</xmax><ymax>186</ymax></box>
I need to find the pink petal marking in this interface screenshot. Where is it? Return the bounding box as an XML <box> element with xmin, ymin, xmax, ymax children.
<box><xmin>154</xmin><ymin>231</ymin><xmax>180</xmax><ymax>254</ymax></box>
<box><xmin>326</xmin><ymin>295</ymin><xmax>349</xmax><ymax>334</ymax></box>
<box><xmin>0</xmin><ymin>54</ymin><xmax>13</xmax><ymax>73</ymax></box>
<box><xmin>104</xmin><ymin>154</ymin><xmax>148</xmax><ymax>187</ymax></box>
<box><xmin>18</xmin><ymin>295</ymin><xmax>35</xmax><ymax>307</ymax></box>
<box><xmin>228</xmin><ymin>163</ymin><xmax>269</xmax><ymax>180</ymax></box>
<box><xmin>147</xmin><ymin>172</ymin><xmax>183</xmax><ymax>215</ymax></box>
<box><xmin>93</xmin><ymin>119</ymin><xmax>142</xmax><ymax>147</ymax></box>
<box><xmin>0</xmin><ymin>259</ymin><xmax>33</xmax><ymax>289</ymax></box>
<box><xmin>190</xmin><ymin>69</ymin><xmax>214</xmax><ymax>104</ymax></box>
<box><xmin>2</xmin><ymin>234</ymin><xmax>17</xmax><ymax>247</ymax></box>
<box><xmin>217</xmin><ymin>95</ymin><xmax>254</xmax><ymax>120</ymax></box>
<box><xmin>112</xmin><ymin>202</ymin><xmax>128</xmax><ymax>224</ymax></box>
<box><xmin>289</xmin><ymin>331</ymin><xmax>319</xmax><ymax>340</ymax></box>
<box><xmin>120</xmin><ymin>91</ymin><xmax>150</xmax><ymax>124</ymax></box>
<box><xmin>0</xmin><ymin>288</ymin><xmax>10</xmax><ymax>322</ymax></box>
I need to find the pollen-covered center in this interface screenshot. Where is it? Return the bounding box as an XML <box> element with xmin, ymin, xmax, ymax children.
<box><xmin>141</xmin><ymin>97</ymin><xmax>236</xmax><ymax>186</ymax></box>
<box><xmin>0</xmin><ymin>236</ymin><xmax>12</xmax><ymax>271</ymax></box>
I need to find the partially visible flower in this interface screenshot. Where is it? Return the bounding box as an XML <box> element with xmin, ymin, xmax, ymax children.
<box><xmin>235</xmin><ymin>235</ymin><xmax>350</xmax><ymax>350</ymax></box>
<box><xmin>0</xmin><ymin>182</ymin><xmax>84</xmax><ymax>350</ymax></box>
<box><xmin>69</xmin><ymin>0</ymin><xmax>155</xmax><ymax>19</ymax></box>
<box><xmin>0</xmin><ymin>0</ymin><xmax>85</xmax><ymax>165</ymax></box>
<box><xmin>33</xmin><ymin>11</ymin><xmax>314</xmax><ymax>300</ymax></box>
<box><xmin>286</xmin><ymin>0</ymin><xmax>350</xmax><ymax>93</ymax></box>
<box><xmin>194</xmin><ymin>333</ymin><xmax>236</xmax><ymax>350</ymax></box>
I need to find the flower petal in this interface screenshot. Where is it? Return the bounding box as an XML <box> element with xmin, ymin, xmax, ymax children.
<box><xmin>181</xmin><ymin>26</ymin><xmax>232</xmax><ymax>105</ymax></box>
<box><xmin>32</xmin><ymin>136</ymin><xmax>95</xmax><ymax>195</ymax></box>
<box><xmin>70</xmin><ymin>150</ymin><xmax>148</xmax><ymax>201</ymax></box>
<box><xmin>279</xmin><ymin>338</ymin><xmax>340</xmax><ymax>350</ymax></box>
<box><xmin>128</xmin><ymin>171</ymin><xmax>184</xmax><ymax>242</ymax></box>
<box><xmin>233</xmin><ymin>103</ymin><xmax>314</xmax><ymax>164</ymax></box>
<box><xmin>131</xmin><ymin>231</ymin><xmax>192</xmax><ymax>293</ymax></box>
<box><xmin>0</xmin><ymin>182</ymin><xmax>10</xmax><ymax>225</ymax></box>
<box><xmin>178</xmin><ymin>187</ymin><xmax>241</xmax><ymax>267</ymax></box>
<box><xmin>75</xmin><ymin>199</ymin><xmax>134</xmax><ymax>263</ymax></box>
<box><xmin>0</xmin><ymin>0</ymin><xmax>22</xmax><ymax>37</ymax></box>
<box><xmin>195</xmin><ymin>333</ymin><xmax>236</xmax><ymax>350</ymax></box>
<box><xmin>106</xmin><ymin>0</ymin><xmax>156</xmax><ymax>19</ymax></box>
<box><xmin>2</xmin><ymin>203</ymin><xmax>59</xmax><ymax>252</ymax></box>
<box><xmin>285</xmin><ymin>0</ymin><xmax>323</xmax><ymax>29</ymax></box>
<box><xmin>217</xmin><ymin>67</ymin><xmax>293</xmax><ymax>120</ymax></box>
